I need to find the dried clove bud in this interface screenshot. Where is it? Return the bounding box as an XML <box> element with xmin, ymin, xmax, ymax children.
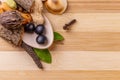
<box><xmin>63</xmin><ymin>19</ymin><xmax>77</xmax><ymax>30</ymax></box>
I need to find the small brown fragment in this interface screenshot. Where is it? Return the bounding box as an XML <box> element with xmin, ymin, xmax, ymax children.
<box><xmin>14</xmin><ymin>0</ymin><xmax>35</xmax><ymax>12</ymax></box>
<box><xmin>63</xmin><ymin>19</ymin><xmax>77</xmax><ymax>30</ymax></box>
<box><xmin>17</xmin><ymin>5</ymin><xmax>23</xmax><ymax>12</ymax></box>
<box><xmin>0</xmin><ymin>10</ymin><xmax>23</xmax><ymax>29</ymax></box>
<box><xmin>21</xmin><ymin>42</ymin><xmax>43</xmax><ymax>69</ymax></box>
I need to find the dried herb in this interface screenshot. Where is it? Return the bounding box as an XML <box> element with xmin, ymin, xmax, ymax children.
<box><xmin>14</xmin><ymin>0</ymin><xmax>35</xmax><ymax>12</ymax></box>
<box><xmin>0</xmin><ymin>27</ymin><xmax>24</xmax><ymax>46</ymax></box>
<box><xmin>63</xmin><ymin>19</ymin><xmax>77</xmax><ymax>30</ymax></box>
<box><xmin>34</xmin><ymin>48</ymin><xmax>52</xmax><ymax>64</ymax></box>
<box><xmin>6</xmin><ymin>0</ymin><xmax>17</xmax><ymax>9</ymax></box>
<box><xmin>0</xmin><ymin>11</ymin><xmax>23</xmax><ymax>29</ymax></box>
<box><xmin>21</xmin><ymin>42</ymin><xmax>43</xmax><ymax>69</ymax></box>
<box><xmin>54</xmin><ymin>32</ymin><xmax>64</xmax><ymax>41</ymax></box>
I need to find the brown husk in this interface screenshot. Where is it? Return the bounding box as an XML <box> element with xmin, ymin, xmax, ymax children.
<box><xmin>0</xmin><ymin>26</ymin><xmax>24</xmax><ymax>46</ymax></box>
<box><xmin>0</xmin><ymin>10</ymin><xmax>23</xmax><ymax>29</ymax></box>
<box><xmin>14</xmin><ymin>0</ymin><xmax>35</xmax><ymax>12</ymax></box>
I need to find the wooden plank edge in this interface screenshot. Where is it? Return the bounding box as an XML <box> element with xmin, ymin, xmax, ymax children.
<box><xmin>0</xmin><ymin>70</ymin><xmax>120</xmax><ymax>80</ymax></box>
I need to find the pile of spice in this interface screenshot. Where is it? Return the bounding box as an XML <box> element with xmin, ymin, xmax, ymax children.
<box><xmin>0</xmin><ymin>0</ymin><xmax>45</xmax><ymax>69</ymax></box>
<box><xmin>0</xmin><ymin>0</ymin><xmax>76</xmax><ymax>69</ymax></box>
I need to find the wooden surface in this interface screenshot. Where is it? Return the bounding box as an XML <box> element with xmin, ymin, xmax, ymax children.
<box><xmin>1</xmin><ymin>0</ymin><xmax>120</xmax><ymax>79</ymax></box>
<box><xmin>1</xmin><ymin>71</ymin><xmax>120</xmax><ymax>80</ymax></box>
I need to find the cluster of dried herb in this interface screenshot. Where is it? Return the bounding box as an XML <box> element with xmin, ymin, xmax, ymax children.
<box><xmin>0</xmin><ymin>11</ymin><xmax>23</xmax><ymax>29</ymax></box>
<box><xmin>0</xmin><ymin>0</ymin><xmax>44</xmax><ymax>69</ymax></box>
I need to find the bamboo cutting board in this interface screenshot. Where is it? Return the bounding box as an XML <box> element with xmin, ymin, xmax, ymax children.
<box><xmin>2</xmin><ymin>0</ymin><xmax>120</xmax><ymax>79</ymax></box>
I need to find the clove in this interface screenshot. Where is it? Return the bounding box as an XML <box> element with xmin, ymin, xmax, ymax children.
<box><xmin>63</xmin><ymin>19</ymin><xmax>77</xmax><ymax>30</ymax></box>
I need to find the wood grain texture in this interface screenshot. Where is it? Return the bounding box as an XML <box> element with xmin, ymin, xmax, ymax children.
<box><xmin>66</xmin><ymin>0</ymin><xmax>120</xmax><ymax>13</ymax></box>
<box><xmin>0</xmin><ymin>71</ymin><xmax>120</xmax><ymax>80</ymax></box>
<box><xmin>0</xmin><ymin>0</ymin><xmax>120</xmax><ymax>79</ymax></box>
<box><xmin>1</xmin><ymin>51</ymin><xmax>120</xmax><ymax>70</ymax></box>
<box><xmin>2</xmin><ymin>13</ymin><xmax>120</xmax><ymax>51</ymax></box>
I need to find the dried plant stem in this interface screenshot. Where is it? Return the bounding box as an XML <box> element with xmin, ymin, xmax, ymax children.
<box><xmin>21</xmin><ymin>42</ymin><xmax>43</xmax><ymax>69</ymax></box>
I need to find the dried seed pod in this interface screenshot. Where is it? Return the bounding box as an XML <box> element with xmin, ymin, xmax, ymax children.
<box><xmin>14</xmin><ymin>0</ymin><xmax>44</xmax><ymax>24</ymax></box>
<box><xmin>0</xmin><ymin>10</ymin><xmax>23</xmax><ymax>29</ymax></box>
<box><xmin>0</xmin><ymin>27</ymin><xmax>24</xmax><ymax>46</ymax></box>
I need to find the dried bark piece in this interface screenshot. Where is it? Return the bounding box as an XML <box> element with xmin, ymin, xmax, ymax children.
<box><xmin>21</xmin><ymin>42</ymin><xmax>43</xmax><ymax>69</ymax></box>
<box><xmin>14</xmin><ymin>0</ymin><xmax>35</xmax><ymax>12</ymax></box>
<box><xmin>0</xmin><ymin>26</ymin><xmax>24</xmax><ymax>46</ymax></box>
<box><xmin>14</xmin><ymin>0</ymin><xmax>44</xmax><ymax>24</ymax></box>
<box><xmin>0</xmin><ymin>10</ymin><xmax>23</xmax><ymax>29</ymax></box>
<box><xmin>0</xmin><ymin>2</ymin><xmax>13</xmax><ymax>13</ymax></box>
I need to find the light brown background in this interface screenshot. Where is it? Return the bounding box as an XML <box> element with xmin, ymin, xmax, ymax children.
<box><xmin>1</xmin><ymin>0</ymin><xmax>120</xmax><ymax>79</ymax></box>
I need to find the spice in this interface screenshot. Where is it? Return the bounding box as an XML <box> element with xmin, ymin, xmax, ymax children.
<box><xmin>0</xmin><ymin>27</ymin><xmax>24</xmax><ymax>46</ymax></box>
<box><xmin>17</xmin><ymin>5</ymin><xmax>23</xmax><ymax>12</ymax></box>
<box><xmin>6</xmin><ymin>0</ymin><xmax>17</xmax><ymax>9</ymax></box>
<box><xmin>0</xmin><ymin>2</ymin><xmax>13</xmax><ymax>13</ymax></box>
<box><xmin>63</xmin><ymin>19</ymin><xmax>77</xmax><ymax>30</ymax></box>
<box><xmin>30</xmin><ymin>0</ymin><xmax>44</xmax><ymax>25</ymax></box>
<box><xmin>0</xmin><ymin>10</ymin><xmax>23</xmax><ymax>29</ymax></box>
<box><xmin>14</xmin><ymin>0</ymin><xmax>35</xmax><ymax>12</ymax></box>
<box><xmin>21</xmin><ymin>42</ymin><xmax>43</xmax><ymax>69</ymax></box>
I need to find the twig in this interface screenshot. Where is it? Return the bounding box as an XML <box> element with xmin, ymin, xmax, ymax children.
<box><xmin>21</xmin><ymin>42</ymin><xmax>43</xmax><ymax>69</ymax></box>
